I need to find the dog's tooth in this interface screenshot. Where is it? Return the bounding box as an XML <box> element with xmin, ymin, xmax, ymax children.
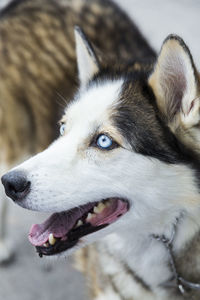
<box><xmin>86</xmin><ymin>213</ymin><xmax>92</xmax><ymax>221</ymax></box>
<box><xmin>94</xmin><ymin>202</ymin><xmax>106</xmax><ymax>213</ymax></box>
<box><xmin>43</xmin><ymin>242</ymin><xmax>49</xmax><ymax>247</ymax></box>
<box><xmin>98</xmin><ymin>202</ymin><xmax>106</xmax><ymax>211</ymax></box>
<box><xmin>93</xmin><ymin>206</ymin><xmax>99</xmax><ymax>214</ymax></box>
<box><xmin>49</xmin><ymin>233</ymin><xmax>57</xmax><ymax>245</ymax></box>
<box><xmin>76</xmin><ymin>220</ymin><xmax>83</xmax><ymax>227</ymax></box>
<box><xmin>86</xmin><ymin>213</ymin><xmax>95</xmax><ymax>222</ymax></box>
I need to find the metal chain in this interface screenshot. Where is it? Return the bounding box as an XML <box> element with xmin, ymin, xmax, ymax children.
<box><xmin>152</xmin><ymin>217</ymin><xmax>200</xmax><ymax>297</ymax></box>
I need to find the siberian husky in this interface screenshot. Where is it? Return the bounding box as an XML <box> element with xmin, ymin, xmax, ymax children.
<box><xmin>2</xmin><ymin>14</ymin><xmax>200</xmax><ymax>300</ymax></box>
<box><xmin>0</xmin><ymin>0</ymin><xmax>153</xmax><ymax>263</ymax></box>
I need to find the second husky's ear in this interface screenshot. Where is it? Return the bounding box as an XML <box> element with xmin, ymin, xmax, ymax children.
<box><xmin>74</xmin><ymin>26</ymin><xmax>100</xmax><ymax>87</ymax></box>
<box><xmin>149</xmin><ymin>35</ymin><xmax>200</xmax><ymax>131</ymax></box>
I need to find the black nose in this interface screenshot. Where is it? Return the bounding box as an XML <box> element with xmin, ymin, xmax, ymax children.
<box><xmin>1</xmin><ymin>170</ymin><xmax>31</xmax><ymax>202</ymax></box>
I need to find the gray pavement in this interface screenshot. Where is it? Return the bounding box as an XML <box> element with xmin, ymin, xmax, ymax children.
<box><xmin>0</xmin><ymin>1</ymin><xmax>200</xmax><ymax>300</ymax></box>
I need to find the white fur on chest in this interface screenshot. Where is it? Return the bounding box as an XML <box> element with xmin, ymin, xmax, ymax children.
<box><xmin>96</xmin><ymin>234</ymin><xmax>169</xmax><ymax>300</ymax></box>
<box><xmin>96</xmin><ymin>212</ymin><xmax>200</xmax><ymax>300</ymax></box>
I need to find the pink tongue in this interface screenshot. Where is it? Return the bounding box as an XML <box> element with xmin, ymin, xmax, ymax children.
<box><xmin>29</xmin><ymin>213</ymin><xmax>74</xmax><ymax>246</ymax></box>
<box><xmin>28</xmin><ymin>199</ymin><xmax>128</xmax><ymax>247</ymax></box>
<box><xmin>29</xmin><ymin>203</ymin><xmax>95</xmax><ymax>246</ymax></box>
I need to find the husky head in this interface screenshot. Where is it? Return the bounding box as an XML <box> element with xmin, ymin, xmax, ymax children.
<box><xmin>2</xmin><ymin>28</ymin><xmax>200</xmax><ymax>258</ymax></box>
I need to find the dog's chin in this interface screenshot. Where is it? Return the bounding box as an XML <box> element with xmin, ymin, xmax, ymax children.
<box><xmin>28</xmin><ymin>198</ymin><xmax>129</xmax><ymax>257</ymax></box>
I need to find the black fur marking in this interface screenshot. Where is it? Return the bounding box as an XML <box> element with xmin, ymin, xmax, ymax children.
<box><xmin>114</xmin><ymin>74</ymin><xmax>198</xmax><ymax>164</ymax></box>
<box><xmin>88</xmin><ymin>68</ymin><xmax>200</xmax><ymax>191</ymax></box>
<box><xmin>108</xmin><ymin>275</ymin><xmax>128</xmax><ymax>300</ymax></box>
<box><xmin>106</xmin><ymin>251</ymin><xmax>151</xmax><ymax>295</ymax></box>
<box><xmin>113</xmin><ymin>73</ymin><xmax>183</xmax><ymax>164</ymax></box>
<box><xmin>123</xmin><ymin>262</ymin><xmax>151</xmax><ymax>291</ymax></box>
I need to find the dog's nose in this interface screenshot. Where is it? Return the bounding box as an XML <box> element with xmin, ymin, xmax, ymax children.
<box><xmin>1</xmin><ymin>170</ymin><xmax>31</xmax><ymax>202</ymax></box>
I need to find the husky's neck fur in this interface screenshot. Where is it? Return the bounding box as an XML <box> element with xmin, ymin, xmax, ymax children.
<box><xmin>98</xmin><ymin>205</ymin><xmax>200</xmax><ymax>299</ymax></box>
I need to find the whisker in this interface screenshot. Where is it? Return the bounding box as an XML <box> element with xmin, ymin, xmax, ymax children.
<box><xmin>55</xmin><ymin>91</ymin><xmax>68</xmax><ymax>109</ymax></box>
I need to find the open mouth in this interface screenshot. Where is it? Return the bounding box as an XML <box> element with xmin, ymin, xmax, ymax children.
<box><xmin>28</xmin><ymin>198</ymin><xmax>129</xmax><ymax>257</ymax></box>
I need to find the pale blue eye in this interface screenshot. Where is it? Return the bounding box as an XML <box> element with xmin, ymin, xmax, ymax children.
<box><xmin>60</xmin><ymin>124</ymin><xmax>66</xmax><ymax>136</ymax></box>
<box><xmin>97</xmin><ymin>134</ymin><xmax>112</xmax><ymax>149</ymax></box>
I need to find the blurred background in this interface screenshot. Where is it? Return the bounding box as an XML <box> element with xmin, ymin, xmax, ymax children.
<box><xmin>0</xmin><ymin>1</ymin><xmax>200</xmax><ymax>300</ymax></box>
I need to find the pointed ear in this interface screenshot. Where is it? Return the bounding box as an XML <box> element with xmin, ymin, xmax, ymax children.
<box><xmin>149</xmin><ymin>35</ymin><xmax>200</xmax><ymax>131</ymax></box>
<box><xmin>74</xmin><ymin>26</ymin><xmax>100</xmax><ymax>87</ymax></box>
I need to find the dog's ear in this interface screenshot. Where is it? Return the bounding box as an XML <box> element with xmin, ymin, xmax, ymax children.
<box><xmin>149</xmin><ymin>35</ymin><xmax>200</xmax><ymax>132</ymax></box>
<box><xmin>74</xmin><ymin>26</ymin><xmax>100</xmax><ymax>87</ymax></box>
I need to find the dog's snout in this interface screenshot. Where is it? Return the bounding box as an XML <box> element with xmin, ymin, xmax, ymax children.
<box><xmin>1</xmin><ymin>170</ymin><xmax>31</xmax><ymax>202</ymax></box>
